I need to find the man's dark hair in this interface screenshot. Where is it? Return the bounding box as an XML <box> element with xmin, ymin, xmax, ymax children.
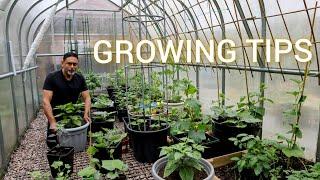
<box><xmin>63</xmin><ymin>52</ymin><xmax>78</xmax><ymax>60</ymax></box>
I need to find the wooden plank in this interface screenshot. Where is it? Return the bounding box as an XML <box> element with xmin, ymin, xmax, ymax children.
<box><xmin>206</xmin><ymin>151</ymin><xmax>246</xmax><ymax>168</ymax></box>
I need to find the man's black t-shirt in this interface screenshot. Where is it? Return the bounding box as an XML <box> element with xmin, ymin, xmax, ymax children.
<box><xmin>43</xmin><ymin>70</ymin><xmax>88</xmax><ymax>116</ymax></box>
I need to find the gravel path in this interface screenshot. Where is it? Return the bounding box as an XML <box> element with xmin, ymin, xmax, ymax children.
<box><xmin>3</xmin><ymin>110</ymin><xmax>153</xmax><ymax>180</ymax></box>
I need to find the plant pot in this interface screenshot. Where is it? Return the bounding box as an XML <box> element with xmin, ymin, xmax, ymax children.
<box><xmin>151</xmin><ymin>157</ymin><xmax>215</xmax><ymax>180</ymax></box>
<box><xmin>93</xmin><ymin>142</ymin><xmax>122</xmax><ymax>161</ymax></box>
<box><xmin>58</xmin><ymin>122</ymin><xmax>89</xmax><ymax>152</ymax></box>
<box><xmin>117</xmin><ymin>109</ymin><xmax>128</xmax><ymax>122</ymax></box>
<box><xmin>107</xmin><ymin>86</ymin><xmax>116</xmax><ymax>101</ymax></box>
<box><xmin>90</xmin><ymin>112</ymin><xmax>115</xmax><ymax>132</ymax></box>
<box><xmin>212</xmin><ymin>119</ymin><xmax>261</xmax><ymax>155</ymax></box>
<box><xmin>47</xmin><ymin>146</ymin><xmax>74</xmax><ymax>178</ymax></box>
<box><xmin>172</xmin><ymin>133</ymin><xmax>221</xmax><ymax>159</ymax></box>
<box><xmin>163</xmin><ymin>101</ymin><xmax>184</xmax><ymax>112</ymax></box>
<box><xmin>94</xmin><ymin>142</ymin><xmax>123</xmax><ymax>174</ymax></box>
<box><xmin>123</xmin><ymin>118</ymin><xmax>170</xmax><ymax>163</ymax></box>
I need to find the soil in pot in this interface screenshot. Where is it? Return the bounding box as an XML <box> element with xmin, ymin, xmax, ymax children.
<box><xmin>47</xmin><ymin>146</ymin><xmax>74</xmax><ymax>178</ymax></box>
<box><xmin>158</xmin><ymin>168</ymin><xmax>207</xmax><ymax>180</ymax></box>
<box><xmin>124</xmin><ymin>118</ymin><xmax>169</xmax><ymax>163</ymax></box>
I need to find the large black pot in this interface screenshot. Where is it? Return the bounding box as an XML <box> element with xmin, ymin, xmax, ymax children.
<box><xmin>123</xmin><ymin>118</ymin><xmax>170</xmax><ymax>163</ymax></box>
<box><xmin>213</xmin><ymin>118</ymin><xmax>261</xmax><ymax>154</ymax></box>
<box><xmin>47</xmin><ymin>146</ymin><xmax>74</xmax><ymax>178</ymax></box>
<box><xmin>93</xmin><ymin>142</ymin><xmax>122</xmax><ymax>161</ymax></box>
<box><xmin>117</xmin><ymin>109</ymin><xmax>128</xmax><ymax>122</ymax></box>
<box><xmin>90</xmin><ymin>112</ymin><xmax>115</xmax><ymax>133</ymax></box>
<box><xmin>107</xmin><ymin>86</ymin><xmax>116</xmax><ymax>101</ymax></box>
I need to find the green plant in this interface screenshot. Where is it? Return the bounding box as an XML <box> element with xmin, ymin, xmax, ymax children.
<box><xmin>91</xmin><ymin>111</ymin><xmax>115</xmax><ymax>123</ymax></box>
<box><xmin>78</xmin><ymin>165</ymin><xmax>101</xmax><ymax>180</ymax></box>
<box><xmin>170</xmin><ymin>98</ymin><xmax>211</xmax><ymax>143</ymax></box>
<box><xmin>51</xmin><ymin>161</ymin><xmax>71</xmax><ymax>180</ymax></box>
<box><xmin>92</xmin><ymin>94</ymin><xmax>113</xmax><ymax>109</ymax></box>
<box><xmin>29</xmin><ymin>171</ymin><xmax>50</xmax><ymax>180</ymax></box>
<box><xmin>211</xmin><ymin>93</ymin><xmax>237</xmax><ymax>120</ymax></box>
<box><xmin>107</xmin><ymin>68</ymin><xmax>126</xmax><ymax>88</ymax></box>
<box><xmin>85</xmin><ymin>72</ymin><xmax>102</xmax><ymax>91</ymax></box>
<box><xmin>54</xmin><ymin>102</ymin><xmax>84</xmax><ymax>129</ymax></box>
<box><xmin>229</xmin><ymin>134</ymin><xmax>280</xmax><ymax>179</ymax></box>
<box><xmin>236</xmin><ymin>84</ymin><xmax>272</xmax><ymax>122</ymax></box>
<box><xmin>286</xmin><ymin>162</ymin><xmax>320</xmax><ymax>180</ymax></box>
<box><xmin>159</xmin><ymin>138</ymin><xmax>205</xmax><ymax>180</ymax></box>
<box><xmin>87</xmin><ymin>128</ymin><xmax>127</xmax><ymax>159</ymax></box>
<box><xmin>101</xmin><ymin>159</ymin><xmax>128</xmax><ymax>179</ymax></box>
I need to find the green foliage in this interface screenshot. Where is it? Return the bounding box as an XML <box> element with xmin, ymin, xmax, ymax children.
<box><xmin>78</xmin><ymin>165</ymin><xmax>101</xmax><ymax>180</ymax></box>
<box><xmin>161</xmin><ymin>64</ymin><xmax>191</xmax><ymax>103</ymax></box>
<box><xmin>159</xmin><ymin>138</ymin><xmax>205</xmax><ymax>180</ymax></box>
<box><xmin>170</xmin><ymin>98</ymin><xmax>211</xmax><ymax>143</ymax></box>
<box><xmin>229</xmin><ymin>134</ymin><xmax>280</xmax><ymax>178</ymax></box>
<box><xmin>92</xmin><ymin>94</ymin><xmax>113</xmax><ymax>109</ymax></box>
<box><xmin>85</xmin><ymin>72</ymin><xmax>102</xmax><ymax>91</ymax></box>
<box><xmin>29</xmin><ymin>171</ymin><xmax>50</xmax><ymax>180</ymax></box>
<box><xmin>91</xmin><ymin>111</ymin><xmax>115</xmax><ymax>123</ymax></box>
<box><xmin>286</xmin><ymin>163</ymin><xmax>320</xmax><ymax>180</ymax></box>
<box><xmin>211</xmin><ymin>93</ymin><xmax>237</xmax><ymax>120</ymax></box>
<box><xmin>51</xmin><ymin>161</ymin><xmax>71</xmax><ymax>180</ymax></box>
<box><xmin>54</xmin><ymin>102</ymin><xmax>84</xmax><ymax>129</ymax></box>
<box><xmin>101</xmin><ymin>159</ymin><xmax>128</xmax><ymax>180</ymax></box>
<box><xmin>106</xmin><ymin>68</ymin><xmax>126</xmax><ymax>87</ymax></box>
<box><xmin>88</xmin><ymin>128</ymin><xmax>127</xmax><ymax>159</ymax></box>
<box><xmin>236</xmin><ymin>84</ymin><xmax>271</xmax><ymax>123</ymax></box>
<box><xmin>276</xmin><ymin>79</ymin><xmax>306</xmax><ymax>161</ymax></box>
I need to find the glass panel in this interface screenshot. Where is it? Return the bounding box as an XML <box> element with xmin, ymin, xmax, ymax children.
<box><xmin>0</xmin><ymin>78</ymin><xmax>17</xmax><ymax>163</ymax></box>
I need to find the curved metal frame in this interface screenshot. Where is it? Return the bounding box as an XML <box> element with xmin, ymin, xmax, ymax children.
<box><xmin>123</xmin><ymin>14</ymin><xmax>164</xmax><ymax>22</ymax></box>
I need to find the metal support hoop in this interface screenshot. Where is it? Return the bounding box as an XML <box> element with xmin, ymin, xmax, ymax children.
<box><xmin>122</xmin><ymin>14</ymin><xmax>164</xmax><ymax>23</ymax></box>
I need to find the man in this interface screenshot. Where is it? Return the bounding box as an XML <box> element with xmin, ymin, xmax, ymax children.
<box><xmin>42</xmin><ymin>52</ymin><xmax>91</xmax><ymax>143</ymax></box>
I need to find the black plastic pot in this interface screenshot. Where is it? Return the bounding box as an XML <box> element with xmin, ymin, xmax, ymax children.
<box><xmin>47</xmin><ymin>146</ymin><xmax>74</xmax><ymax>178</ymax></box>
<box><xmin>117</xmin><ymin>109</ymin><xmax>128</xmax><ymax>122</ymax></box>
<box><xmin>107</xmin><ymin>86</ymin><xmax>116</xmax><ymax>101</ymax></box>
<box><xmin>172</xmin><ymin>133</ymin><xmax>220</xmax><ymax>159</ymax></box>
<box><xmin>123</xmin><ymin>118</ymin><xmax>170</xmax><ymax>163</ymax></box>
<box><xmin>212</xmin><ymin>118</ymin><xmax>261</xmax><ymax>154</ymax></box>
<box><xmin>93</xmin><ymin>142</ymin><xmax>122</xmax><ymax>160</ymax></box>
<box><xmin>93</xmin><ymin>142</ymin><xmax>123</xmax><ymax>174</ymax></box>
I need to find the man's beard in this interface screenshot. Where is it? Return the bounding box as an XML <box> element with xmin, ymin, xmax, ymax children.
<box><xmin>67</xmin><ymin>70</ymin><xmax>75</xmax><ymax>76</ymax></box>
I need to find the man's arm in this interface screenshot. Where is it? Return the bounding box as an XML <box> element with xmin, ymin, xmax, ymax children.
<box><xmin>43</xmin><ymin>90</ymin><xmax>57</xmax><ymax>130</ymax></box>
<box><xmin>81</xmin><ymin>90</ymin><xmax>91</xmax><ymax>123</ymax></box>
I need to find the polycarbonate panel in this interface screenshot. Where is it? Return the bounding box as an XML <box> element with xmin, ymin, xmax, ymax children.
<box><xmin>225</xmin><ymin>70</ymin><xmax>260</xmax><ymax>106</ymax></box>
<box><xmin>25</xmin><ymin>71</ymin><xmax>34</xmax><ymax>121</ymax></box>
<box><xmin>263</xmin><ymin>75</ymin><xmax>320</xmax><ymax>161</ymax></box>
<box><xmin>13</xmin><ymin>74</ymin><xmax>27</xmax><ymax>135</ymax></box>
<box><xmin>0</xmin><ymin>11</ymin><xmax>9</xmax><ymax>74</ymax></box>
<box><xmin>0</xmin><ymin>78</ymin><xmax>17</xmax><ymax>163</ymax></box>
<box><xmin>199</xmin><ymin>67</ymin><xmax>221</xmax><ymax>114</ymax></box>
<box><xmin>31</xmin><ymin>69</ymin><xmax>39</xmax><ymax>110</ymax></box>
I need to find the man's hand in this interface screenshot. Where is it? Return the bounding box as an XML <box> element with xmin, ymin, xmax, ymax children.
<box><xmin>49</xmin><ymin>121</ymin><xmax>57</xmax><ymax>132</ymax></box>
<box><xmin>83</xmin><ymin>113</ymin><xmax>91</xmax><ymax>123</ymax></box>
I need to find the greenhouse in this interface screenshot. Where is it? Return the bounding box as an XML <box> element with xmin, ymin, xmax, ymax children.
<box><xmin>0</xmin><ymin>0</ymin><xmax>320</xmax><ymax>179</ymax></box>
